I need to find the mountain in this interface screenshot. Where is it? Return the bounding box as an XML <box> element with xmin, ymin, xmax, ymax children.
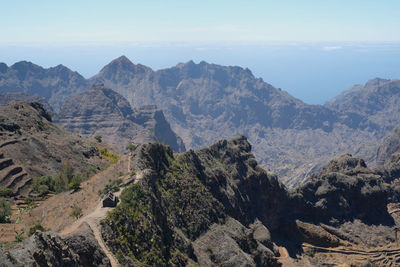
<box><xmin>2</xmin><ymin>135</ymin><xmax>400</xmax><ymax>265</ymax></box>
<box><xmin>99</xmin><ymin>136</ymin><xmax>400</xmax><ymax>266</ymax></box>
<box><xmin>0</xmin><ymin>101</ymin><xmax>108</xmax><ymax>195</ymax></box>
<box><xmin>326</xmin><ymin>78</ymin><xmax>400</xmax><ymax>133</ymax></box>
<box><xmin>2</xmin><ymin>57</ymin><xmax>400</xmax><ymax>186</ymax></box>
<box><xmin>56</xmin><ymin>84</ymin><xmax>185</xmax><ymax>152</ymax></box>
<box><xmin>89</xmin><ymin>56</ymin><xmax>388</xmax><ymax>186</ymax></box>
<box><xmin>0</xmin><ymin>61</ymin><xmax>88</xmax><ymax>110</ymax></box>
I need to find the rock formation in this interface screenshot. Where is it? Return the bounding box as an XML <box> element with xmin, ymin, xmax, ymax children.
<box><xmin>0</xmin><ymin>223</ymin><xmax>110</xmax><ymax>267</ymax></box>
<box><xmin>57</xmin><ymin>84</ymin><xmax>185</xmax><ymax>152</ymax></box>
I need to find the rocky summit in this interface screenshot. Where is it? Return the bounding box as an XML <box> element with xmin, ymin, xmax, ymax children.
<box><xmin>56</xmin><ymin>84</ymin><xmax>185</xmax><ymax>152</ymax></box>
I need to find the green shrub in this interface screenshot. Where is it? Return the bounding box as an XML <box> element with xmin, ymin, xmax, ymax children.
<box><xmin>100</xmin><ymin>179</ymin><xmax>123</xmax><ymax>196</ymax></box>
<box><xmin>68</xmin><ymin>175</ymin><xmax>82</xmax><ymax>192</ymax></box>
<box><xmin>94</xmin><ymin>135</ymin><xmax>102</xmax><ymax>143</ymax></box>
<box><xmin>0</xmin><ymin>199</ymin><xmax>11</xmax><ymax>223</ymax></box>
<box><xmin>33</xmin><ymin>176</ymin><xmax>61</xmax><ymax>195</ymax></box>
<box><xmin>0</xmin><ymin>188</ymin><xmax>13</xmax><ymax>198</ymax></box>
<box><xmin>99</xmin><ymin>148</ymin><xmax>119</xmax><ymax>163</ymax></box>
<box><xmin>28</xmin><ymin>223</ymin><xmax>46</xmax><ymax>236</ymax></box>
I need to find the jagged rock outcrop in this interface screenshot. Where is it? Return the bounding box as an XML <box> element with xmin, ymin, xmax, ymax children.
<box><xmin>57</xmin><ymin>84</ymin><xmax>185</xmax><ymax>152</ymax></box>
<box><xmin>63</xmin><ymin>223</ymin><xmax>111</xmax><ymax>267</ymax></box>
<box><xmin>0</xmin><ymin>102</ymin><xmax>108</xmax><ymax>195</ymax></box>
<box><xmin>0</xmin><ymin>225</ymin><xmax>110</xmax><ymax>267</ymax></box>
<box><xmin>293</xmin><ymin>154</ymin><xmax>391</xmax><ymax>225</ymax></box>
<box><xmin>102</xmin><ymin>136</ymin><xmax>285</xmax><ymax>266</ymax></box>
<box><xmin>0</xmin><ymin>61</ymin><xmax>88</xmax><ymax>110</ymax></box>
<box><xmin>100</xmin><ymin>136</ymin><xmax>400</xmax><ymax>266</ymax></box>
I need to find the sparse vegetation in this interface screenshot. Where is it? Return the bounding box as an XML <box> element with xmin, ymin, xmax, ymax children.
<box><xmin>99</xmin><ymin>179</ymin><xmax>123</xmax><ymax>196</ymax></box>
<box><xmin>126</xmin><ymin>144</ymin><xmax>136</xmax><ymax>152</ymax></box>
<box><xmin>28</xmin><ymin>223</ymin><xmax>46</xmax><ymax>236</ymax></box>
<box><xmin>99</xmin><ymin>148</ymin><xmax>119</xmax><ymax>163</ymax></box>
<box><xmin>70</xmin><ymin>204</ymin><xmax>82</xmax><ymax>219</ymax></box>
<box><xmin>102</xmin><ymin>144</ymin><xmax>225</xmax><ymax>265</ymax></box>
<box><xmin>0</xmin><ymin>199</ymin><xmax>12</xmax><ymax>223</ymax></box>
<box><xmin>33</xmin><ymin>175</ymin><xmax>61</xmax><ymax>195</ymax></box>
<box><xmin>0</xmin><ymin>188</ymin><xmax>13</xmax><ymax>198</ymax></box>
<box><xmin>67</xmin><ymin>174</ymin><xmax>82</xmax><ymax>192</ymax></box>
<box><xmin>94</xmin><ymin>135</ymin><xmax>102</xmax><ymax>143</ymax></box>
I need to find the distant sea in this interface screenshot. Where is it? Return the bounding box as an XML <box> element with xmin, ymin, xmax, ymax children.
<box><xmin>1</xmin><ymin>42</ymin><xmax>399</xmax><ymax>104</ymax></box>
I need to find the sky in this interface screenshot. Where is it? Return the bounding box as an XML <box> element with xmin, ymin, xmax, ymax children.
<box><xmin>1</xmin><ymin>1</ymin><xmax>400</xmax><ymax>103</ymax></box>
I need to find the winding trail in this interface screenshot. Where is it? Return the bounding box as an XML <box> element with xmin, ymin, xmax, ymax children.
<box><xmin>60</xmin><ymin>154</ymin><xmax>136</xmax><ymax>267</ymax></box>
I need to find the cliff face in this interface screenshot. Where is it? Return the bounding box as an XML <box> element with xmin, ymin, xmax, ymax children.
<box><xmin>57</xmin><ymin>84</ymin><xmax>185</xmax><ymax>152</ymax></box>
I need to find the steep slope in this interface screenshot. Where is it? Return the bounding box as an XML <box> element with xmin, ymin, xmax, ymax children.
<box><xmin>326</xmin><ymin>78</ymin><xmax>400</xmax><ymax>132</ymax></box>
<box><xmin>0</xmin><ymin>102</ymin><xmax>108</xmax><ymax>195</ymax></box>
<box><xmin>56</xmin><ymin>84</ymin><xmax>185</xmax><ymax>152</ymax></box>
<box><xmin>101</xmin><ymin>136</ymin><xmax>287</xmax><ymax>266</ymax></box>
<box><xmin>98</xmin><ymin>136</ymin><xmax>400</xmax><ymax>266</ymax></box>
<box><xmin>376</xmin><ymin>126</ymin><xmax>400</xmax><ymax>166</ymax></box>
<box><xmin>90</xmin><ymin>56</ymin><xmax>381</xmax><ymax>186</ymax></box>
<box><xmin>0</xmin><ymin>61</ymin><xmax>88</xmax><ymax>110</ymax></box>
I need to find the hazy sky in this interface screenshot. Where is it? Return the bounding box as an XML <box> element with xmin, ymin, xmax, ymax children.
<box><xmin>2</xmin><ymin>0</ymin><xmax>400</xmax><ymax>44</ymax></box>
<box><xmin>1</xmin><ymin>1</ymin><xmax>400</xmax><ymax>104</ymax></box>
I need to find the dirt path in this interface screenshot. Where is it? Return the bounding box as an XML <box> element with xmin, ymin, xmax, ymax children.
<box><xmin>60</xmin><ymin>188</ymin><xmax>123</xmax><ymax>267</ymax></box>
<box><xmin>60</xmin><ymin>155</ymin><xmax>135</xmax><ymax>267</ymax></box>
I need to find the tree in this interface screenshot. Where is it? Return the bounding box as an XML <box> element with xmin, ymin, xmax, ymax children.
<box><xmin>94</xmin><ymin>135</ymin><xmax>102</xmax><ymax>143</ymax></box>
<box><xmin>68</xmin><ymin>174</ymin><xmax>82</xmax><ymax>192</ymax></box>
<box><xmin>0</xmin><ymin>199</ymin><xmax>11</xmax><ymax>223</ymax></box>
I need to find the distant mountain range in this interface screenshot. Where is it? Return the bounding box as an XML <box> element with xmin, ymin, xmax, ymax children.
<box><xmin>1</xmin><ymin>56</ymin><xmax>399</xmax><ymax>186</ymax></box>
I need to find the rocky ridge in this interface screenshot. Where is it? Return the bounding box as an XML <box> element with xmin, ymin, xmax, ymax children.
<box><xmin>100</xmin><ymin>135</ymin><xmax>400</xmax><ymax>266</ymax></box>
